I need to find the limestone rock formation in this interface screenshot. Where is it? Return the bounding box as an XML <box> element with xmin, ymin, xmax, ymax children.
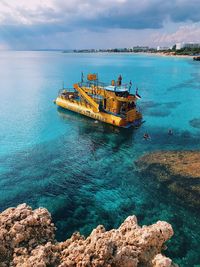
<box><xmin>136</xmin><ymin>151</ymin><xmax>200</xmax><ymax>208</ymax></box>
<box><xmin>0</xmin><ymin>204</ymin><xmax>177</xmax><ymax>267</ymax></box>
<box><xmin>0</xmin><ymin>203</ymin><xmax>55</xmax><ymax>266</ymax></box>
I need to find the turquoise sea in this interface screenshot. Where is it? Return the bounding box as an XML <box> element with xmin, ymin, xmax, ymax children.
<box><xmin>0</xmin><ymin>51</ymin><xmax>200</xmax><ymax>266</ymax></box>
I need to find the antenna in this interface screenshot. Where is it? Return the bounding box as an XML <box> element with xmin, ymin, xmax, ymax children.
<box><xmin>62</xmin><ymin>81</ymin><xmax>64</xmax><ymax>90</ymax></box>
<box><xmin>81</xmin><ymin>72</ymin><xmax>84</xmax><ymax>83</ymax></box>
<box><xmin>96</xmin><ymin>73</ymin><xmax>98</xmax><ymax>88</ymax></box>
<box><xmin>129</xmin><ymin>80</ymin><xmax>132</xmax><ymax>92</ymax></box>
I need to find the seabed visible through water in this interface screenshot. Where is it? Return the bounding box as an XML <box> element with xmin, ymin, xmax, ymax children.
<box><xmin>0</xmin><ymin>51</ymin><xmax>200</xmax><ymax>266</ymax></box>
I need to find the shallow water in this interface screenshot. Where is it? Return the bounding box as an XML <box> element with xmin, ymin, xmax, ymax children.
<box><xmin>0</xmin><ymin>51</ymin><xmax>200</xmax><ymax>266</ymax></box>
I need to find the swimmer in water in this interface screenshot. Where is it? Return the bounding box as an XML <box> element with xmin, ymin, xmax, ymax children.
<box><xmin>143</xmin><ymin>133</ymin><xmax>150</xmax><ymax>140</ymax></box>
<box><xmin>168</xmin><ymin>129</ymin><xmax>173</xmax><ymax>135</ymax></box>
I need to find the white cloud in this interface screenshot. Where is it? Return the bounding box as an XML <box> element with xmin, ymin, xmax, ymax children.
<box><xmin>0</xmin><ymin>0</ymin><xmax>199</xmax><ymax>27</ymax></box>
<box><xmin>0</xmin><ymin>42</ymin><xmax>10</xmax><ymax>50</ymax></box>
<box><xmin>0</xmin><ymin>0</ymin><xmax>56</xmax><ymax>25</ymax></box>
<box><xmin>151</xmin><ymin>23</ymin><xmax>200</xmax><ymax>45</ymax></box>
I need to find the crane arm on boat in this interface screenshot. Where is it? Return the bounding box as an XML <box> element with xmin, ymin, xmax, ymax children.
<box><xmin>73</xmin><ymin>83</ymin><xmax>99</xmax><ymax>113</ymax></box>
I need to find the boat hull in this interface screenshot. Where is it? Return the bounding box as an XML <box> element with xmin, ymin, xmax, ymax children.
<box><xmin>55</xmin><ymin>97</ymin><xmax>142</xmax><ymax>128</ymax></box>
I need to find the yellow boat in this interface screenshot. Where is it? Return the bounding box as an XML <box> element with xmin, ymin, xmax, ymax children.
<box><xmin>55</xmin><ymin>73</ymin><xmax>142</xmax><ymax>128</ymax></box>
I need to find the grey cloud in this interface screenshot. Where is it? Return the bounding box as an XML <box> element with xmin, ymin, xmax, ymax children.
<box><xmin>1</xmin><ymin>0</ymin><xmax>200</xmax><ymax>30</ymax></box>
<box><xmin>50</xmin><ymin>0</ymin><xmax>200</xmax><ymax>29</ymax></box>
<box><xmin>170</xmin><ymin>1</ymin><xmax>200</xmax><ymax>23</ymax></box>
<box><xmin>1</xmin><ymin>0</ymin><xmax>200</xmax><ymax>49</ymax></box>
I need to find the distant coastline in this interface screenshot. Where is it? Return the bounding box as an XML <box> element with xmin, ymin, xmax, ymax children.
<box><xmin>138</xmin><ymin>51</ymin><xmax>194</xmax><ymax>58</ymax></box>
<box><xmin>63</xmin><ymin>48</ymin><xmax>199</xmax><ymax>59</ymax></box>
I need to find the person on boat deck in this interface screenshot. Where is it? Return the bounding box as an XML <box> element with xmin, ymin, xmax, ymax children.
<box><xmin>111</xmin><ymin>80</ymin><xmax>115</xmax><ymax>86</ymax></box>
<box><xmin>118</xmin><ymin>75</ymin><xmax>122</xmax><ymax>86</ymax></box>
<box><xmin>120</xmin><ymin>103</ymin><xmax>126</xmax><ymax>114</ymax></box>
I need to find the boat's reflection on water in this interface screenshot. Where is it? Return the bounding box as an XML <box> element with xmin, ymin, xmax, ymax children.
<box><xmin>57</xmin><ymin>107</ymin><xmax>138</xmax><ymax>150</ymax></box>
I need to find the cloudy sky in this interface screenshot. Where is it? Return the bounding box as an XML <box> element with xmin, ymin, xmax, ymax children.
<box><xmin>0</xmin><ymin>0</ymin><xmax>200</xmax><ymax>50</ymax></box>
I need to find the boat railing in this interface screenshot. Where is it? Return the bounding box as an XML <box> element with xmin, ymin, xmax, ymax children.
<box><xmin>58</xmin><ymin>88</ymin><xmax>75</xmax><ymax>95</ymax></box>
<box><xmin>78</xmin><ymin>81</ymin><xmax>107</xmax><ymax>88</ymax></box>
<box><xmin>78</xmin><ymin>81</ymin><xmax>130</xmax><ymax>91</ymax></box>
<box><xmin>112</xmin><ymin>84</ymin><xmax>129</xmax><ymax>90</ymax></box>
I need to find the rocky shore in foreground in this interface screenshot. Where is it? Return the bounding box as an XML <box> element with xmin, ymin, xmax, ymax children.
<box><xmin>136</xmin><ymin>151</ymin><xmax>200</xmax><ymax>208</ymax></box>
<box><xmin>0</xmin><ymin>204</ymin><xmax>177</xmax><ymax>267</ymax></box>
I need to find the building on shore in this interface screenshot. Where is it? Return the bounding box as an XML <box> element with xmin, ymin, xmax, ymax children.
<box><xmin>132</xmin><ymin>46</ymin><xmax>149</xmax><ymax>52</ymax></box>
<box><xmin>157</xmin><ymin>46</ymin><xmax>170</xmax><ymax>51</ymax></box>
<box><xmin>176</xmin><ymin>42</ymin><xmax>200</xmax><ymax>50</ymax></box>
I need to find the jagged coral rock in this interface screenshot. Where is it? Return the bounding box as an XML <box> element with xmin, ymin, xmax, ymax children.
<box><xmin>0</xmin><ymin>203</ymin><xmax>55</xmax><ymax>266</ymax></box>
<box><xmin>13</xmin><ymin>242</ymin><xmax>60</xmax><ymax>267</ymax></box>
<box><xmin>152</xmin><ymin>254</ymin><xmax>172</xmax><ymax>267</ymax></box>
<box><xmin>152</xmin><ymin>254</ymin><xmax>179</xmax><ymax>267</ymax></box>
<box><xmin>0</xmin><ymin>204</ymin><xmax>176</xmax><ymax>267</ymax></box>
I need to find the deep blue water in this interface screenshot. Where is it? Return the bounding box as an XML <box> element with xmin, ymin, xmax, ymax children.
<box><xmin>0</xmin><ymin>51</ymin><xmax>200</xmax><ymax>266</ymax></box>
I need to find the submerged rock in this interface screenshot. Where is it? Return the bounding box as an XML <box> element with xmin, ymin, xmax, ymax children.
<box><xmin>136</xmin><ymin>151</ymin><xmax>200</xmax><ymax>208</ymax></box>
<box><xmin>189</xmin><ymin>118</ymin><xmax>200</xmax><ymax>129</ymax></box>
<box><xmin>0</xmin><ymin>204</ymin><xmax>176</xmax><ymax>267</ymax></box>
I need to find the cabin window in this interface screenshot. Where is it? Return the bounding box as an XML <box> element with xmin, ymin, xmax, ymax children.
<box><xmin>103</xmin><ymin>99</ymin><xmax>107</xmax><ymax>109</ymax></box>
